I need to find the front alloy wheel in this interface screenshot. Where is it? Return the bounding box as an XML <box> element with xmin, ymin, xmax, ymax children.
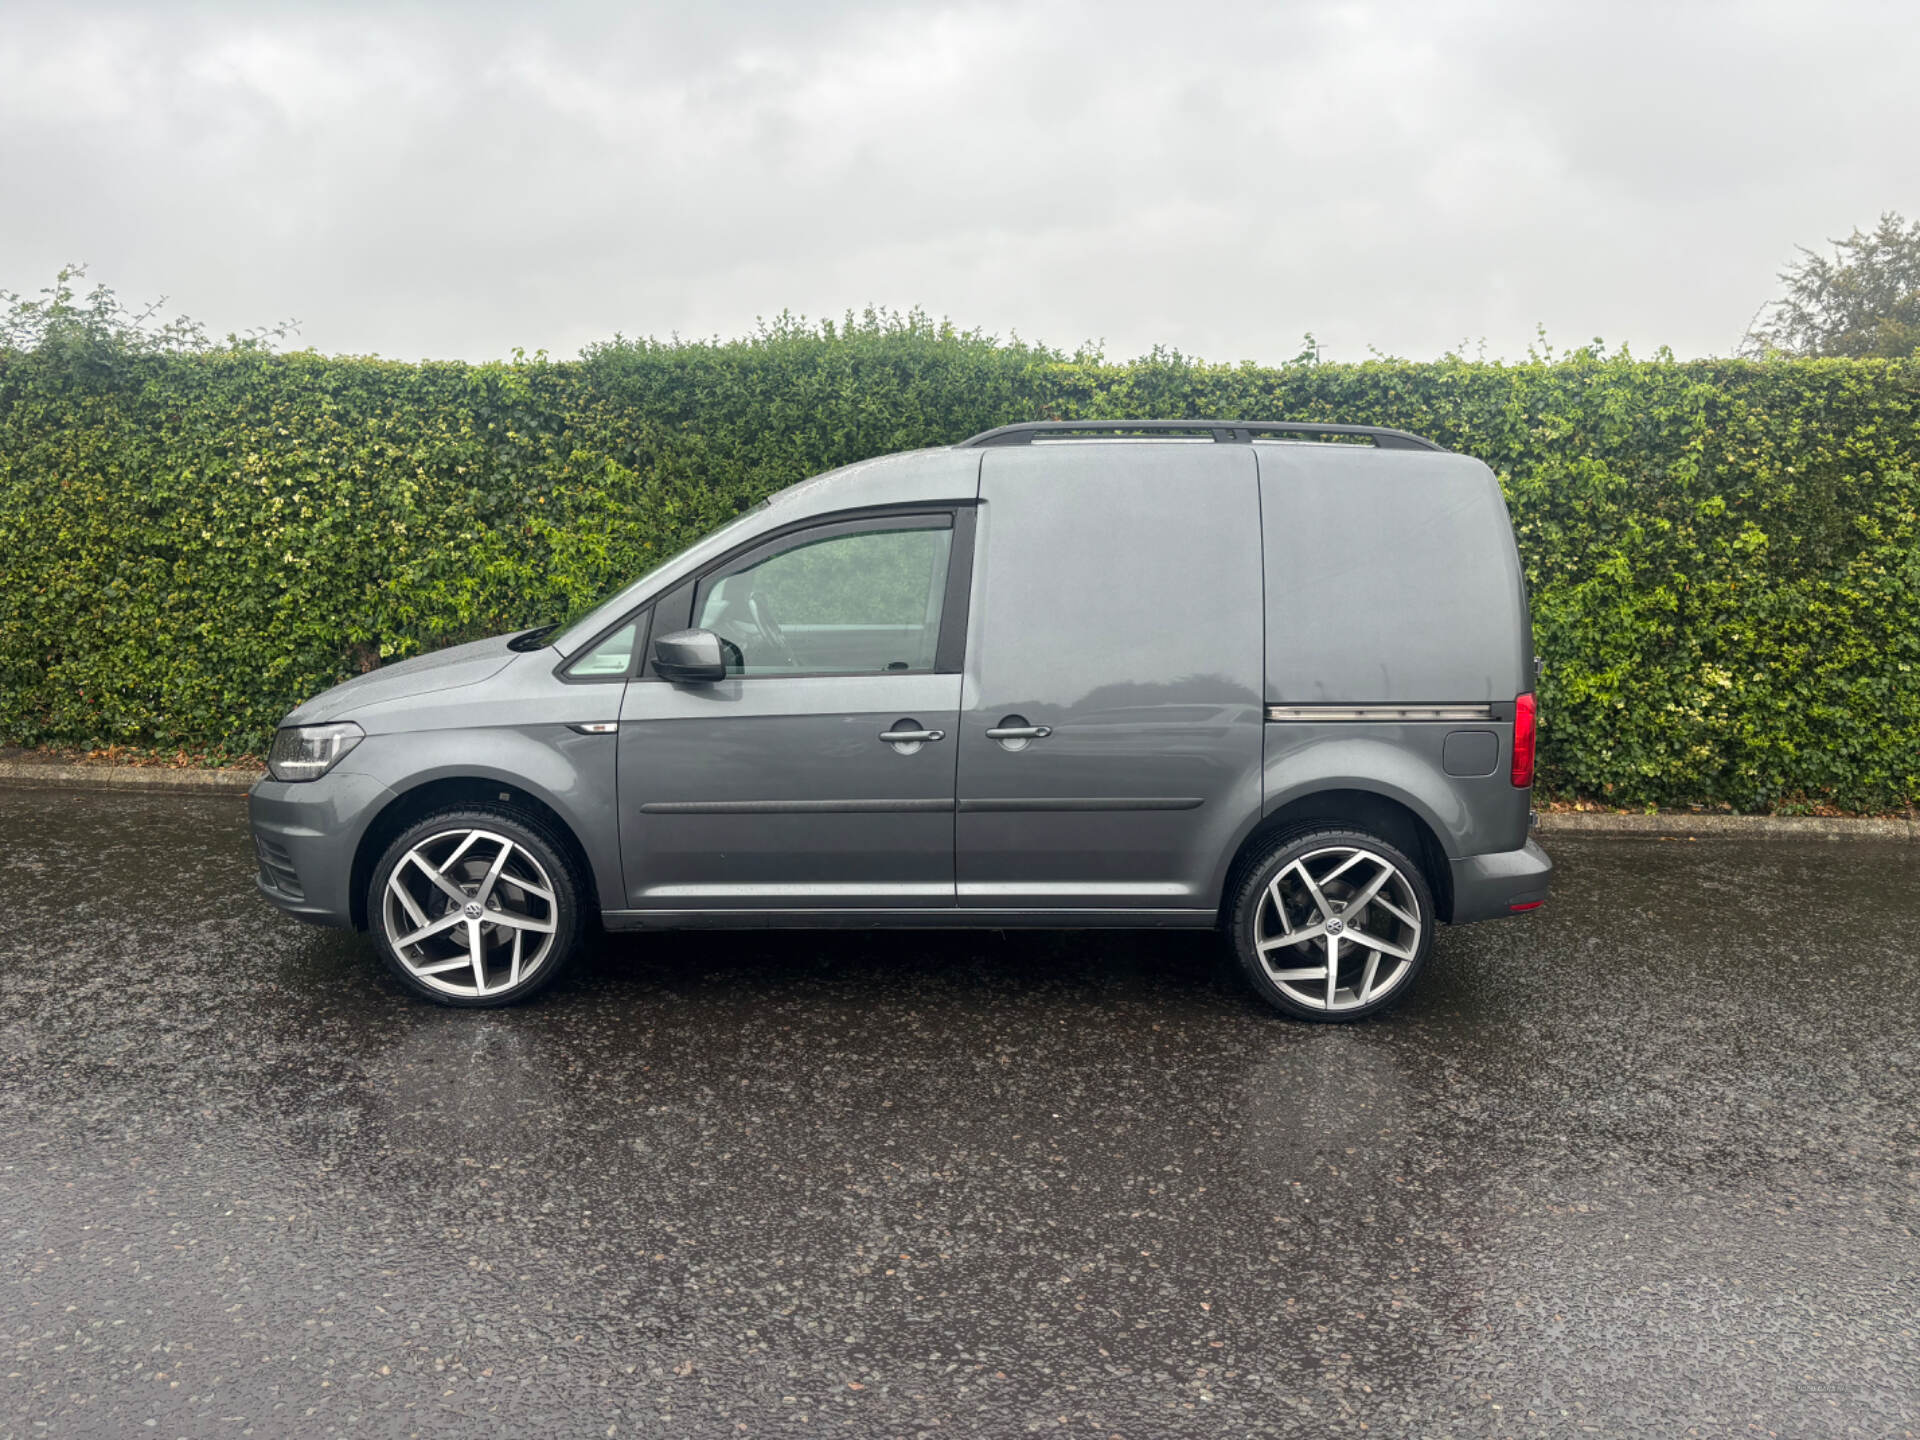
<box><xmin>369</xmin><ymin>809</ymin><xmax>582</xmax><ymax>1006</ymax></box>
<box><xmin>1231</xmin><ymin>829</ymin><xmax>1435</xmax><ymax>1021</ymax></box>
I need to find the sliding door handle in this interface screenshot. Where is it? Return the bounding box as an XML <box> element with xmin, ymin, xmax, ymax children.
<box><xmin>987</xmin><ymin>715</ymin><xmax>1052</xmax><ymax>752</ymax></box>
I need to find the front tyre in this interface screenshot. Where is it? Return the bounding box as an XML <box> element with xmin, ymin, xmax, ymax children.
<box><xmin>1229</xmin><ymin>828</ymin><xmax>1435</xmax><ymax>1022</ymax></box>
<box><xmin>368</xmin><ymin>807</ymin><xmax>585</xmax><ymax>1007</ymax></box>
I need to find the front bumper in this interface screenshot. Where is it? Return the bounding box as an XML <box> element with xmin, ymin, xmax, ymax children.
<box><xmin>1447</xmin><ymin>839</ymin><xmax>1553</xmax><ymax>924</ymax></box>
<box><xmin>249</xmin><ymin>769</ymin><xmax>395</xmax><ymax>929</ymax></box>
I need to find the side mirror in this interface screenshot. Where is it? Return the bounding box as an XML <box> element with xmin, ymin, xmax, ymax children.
<box><xmin>652</xmin><ymin>627</ymin><xmax>728</xmax><ymax>684</ymax></box>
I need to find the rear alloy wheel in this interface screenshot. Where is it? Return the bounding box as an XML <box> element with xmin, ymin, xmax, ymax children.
<box><xmin>368</xmin><ymin>808</ymin><xmax>584</xmax><ymax>1006</ymax></box>
<box><xmin>1230</xmin><ymin>828</ymin><xmax>1435</xmax><ymax>1022</ymax></box>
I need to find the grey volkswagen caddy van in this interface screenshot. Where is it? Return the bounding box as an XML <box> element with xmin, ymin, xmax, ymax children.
<box><xmin>251</xmin><ymin>420</ymin><xmax>1550</xmax><ymax>1020</ymax></box>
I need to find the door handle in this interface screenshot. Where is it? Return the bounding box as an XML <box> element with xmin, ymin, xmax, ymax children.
<box><xmin>987</xmin><ymin>715</ymin><xmax>1052</xmax><ymax>753</ymax></box>
<box><xmin>879</xmin><ymin>727</ymin><xmax>946</xmax><ymax>744</ymax></box>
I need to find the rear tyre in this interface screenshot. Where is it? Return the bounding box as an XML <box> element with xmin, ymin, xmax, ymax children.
<box><xmin>367</xmin><ymin>806</ymin><xmax>585</xmax><ymax>1007</ymax></box>
<box><xmin>1228</xmin><ymin>827</ymin><xmax>1435</xmax><ymax>1022</ymax></box>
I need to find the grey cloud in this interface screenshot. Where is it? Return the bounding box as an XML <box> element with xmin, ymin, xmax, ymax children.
<box><xmin>2</xmin><ymin>0</ymin><xmax>1915</xmax><ymax>362</ymax></box>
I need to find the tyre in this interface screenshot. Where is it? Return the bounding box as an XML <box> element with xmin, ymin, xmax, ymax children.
<box><xmin>367</xmin><ymin>806</ymin><xmax>585</xmax><ymax>1007</ymax></box>
<box><xmin>1228</xmin><ymin>827</ymin><xmax>1435</xmax><ymax>1022</ymax></box>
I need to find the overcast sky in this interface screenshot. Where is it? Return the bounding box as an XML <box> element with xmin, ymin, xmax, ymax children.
<box><xmin>3</xmin><ymin>0</ymin><xmax>1915</xmax><ymax>364</ymax></box>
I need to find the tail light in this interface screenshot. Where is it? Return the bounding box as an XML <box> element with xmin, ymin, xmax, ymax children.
<box><xmin>1511</xmin><ymin>692</ymin><xmax>1536</xmax><ymax>789</ymax></box>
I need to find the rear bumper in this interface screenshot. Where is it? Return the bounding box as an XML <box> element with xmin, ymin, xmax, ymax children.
<box><xmin>249</xmin><ymin>770</ymin><xmax>395</xmax><ymax>929</ymax></box>
<box><xmin>1448</xmin><ymin>839</ymin><xmax>1552</xmax><ymax>924</ymax></box>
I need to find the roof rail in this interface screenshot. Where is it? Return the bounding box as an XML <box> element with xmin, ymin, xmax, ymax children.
<box><xmin>957</xmin><ymin>419</ymin><xmax>1445</xmax><ymax>452</ymax></box>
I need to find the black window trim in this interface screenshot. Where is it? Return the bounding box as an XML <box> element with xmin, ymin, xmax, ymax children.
<box><xmin>934</xmin><ymin>505</ymin><xmax>976</xmax><ymax>675</ymax></box>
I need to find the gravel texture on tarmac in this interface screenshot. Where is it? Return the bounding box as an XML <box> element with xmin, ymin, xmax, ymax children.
<box><xmin>3</xmin><ymin>786</ymin><xmax>1916</xmax><ymax>1437</ymax></box>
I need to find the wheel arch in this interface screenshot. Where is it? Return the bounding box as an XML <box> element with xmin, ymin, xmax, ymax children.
<box><xmin>1215</xmin><ymin>786</ymin><xmax>1456</xmax><ymax>926</ymax></box>
<box><xmin>348</xmin><ymin>775</ymin><xmax>603</xmax><ymax>931</ymax></box>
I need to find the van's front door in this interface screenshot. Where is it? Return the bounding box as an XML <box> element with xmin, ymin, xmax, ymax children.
<box><xmin>956</xmin><ymin>444</ymin><xmax>1265</xmax><ymax>912</ymax></box>
<box><xmin>617</xmin><ymin>512</ymin><xmax>971</xmax><ymax>912</ymax></box>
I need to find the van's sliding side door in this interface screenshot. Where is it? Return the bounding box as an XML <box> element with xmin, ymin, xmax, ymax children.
<box><xmin>955</xmin><ymin>444</ymin><xmax>1265</xmax><ymax>914</ymax></box>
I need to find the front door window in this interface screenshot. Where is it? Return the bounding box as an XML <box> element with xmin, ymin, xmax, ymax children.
<box><xmin>693</xmin><ymin>521</ymin><xmax>953</xmax><ymax>677</ymax></box>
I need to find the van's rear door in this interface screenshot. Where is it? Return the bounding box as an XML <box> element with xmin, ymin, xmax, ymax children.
<box><xmin>955</xmin><ymin>443</ymin><xmax>1264</xmax><ymax>913</ymax></box>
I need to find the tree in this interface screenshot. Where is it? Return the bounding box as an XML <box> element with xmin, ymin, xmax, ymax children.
<box><xmin>1743</xmin><ymin>211</ymin><xmax>1920</xmax><ymax>359</ymax></box>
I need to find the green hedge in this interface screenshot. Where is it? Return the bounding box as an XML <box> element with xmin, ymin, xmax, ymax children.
<box><xmin>1</xmin><ymin>313</ymin><xmax>1916</xmax><ymax>811</ymax></box>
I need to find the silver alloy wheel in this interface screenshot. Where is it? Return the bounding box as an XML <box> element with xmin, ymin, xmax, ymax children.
<box><xmin>381</xmin><ymin>828</ymin><xmax>559</xmax><ymax>999</ymax></box>
<box><xmin>1253</xmin><ymin>844</ymin><xmax>1424</xmax><ymax>1013</ymax></box>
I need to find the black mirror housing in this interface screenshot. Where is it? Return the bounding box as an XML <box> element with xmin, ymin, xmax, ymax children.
<box><xmin>653</xmin><ymin>627</ymin><xmax>728</xmax><ymax>684</ymax></box>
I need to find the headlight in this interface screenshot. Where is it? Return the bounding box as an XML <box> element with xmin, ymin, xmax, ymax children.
<box><xmin>268</xmin><ymin>722</ymin><xmax>365</xmax><ymax>782</ymax></box>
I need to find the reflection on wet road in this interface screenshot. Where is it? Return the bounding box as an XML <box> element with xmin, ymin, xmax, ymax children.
<box><xmin>2</xmin><ymin>786</ymin><xmax>1916</xmax><ymax>1436</ymax></box>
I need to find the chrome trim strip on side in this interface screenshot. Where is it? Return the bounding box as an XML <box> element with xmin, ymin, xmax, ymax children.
<box><xmin>638</xmin><ymin>798</ymin><xmax>953</xmax><ymax>815</ymax></box>
<box><xmin>1265</xmin><ymin>704</ymin><xmax>1497</xmax><ymax>722</ymax></box>
<box><xmin>601</xmin><ymin>908</ymin><xmax>1219</xmax><ymax>931</ymax></box>
<box><xmin>645</xmin><ymin>881</ymin><xmax>1196</xmax><ymax>901</ymax></box>
<box><xmin>957</xmin><ymin>797</ymin><xmax>1203</xmax><ymax>813</ymax></box>
<box><xmin>957</xmin><ymin>881</ymin><xmax>1193</xmax><ymax>898</ymax></box>
<box><xmin>640</xmin><ymin>882</ymin><xmax>955</xmax><ymax>899</ymax></box>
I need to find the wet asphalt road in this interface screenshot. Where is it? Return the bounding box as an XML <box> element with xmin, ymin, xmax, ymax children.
<box><xmin>2</xmin><ymin>787</ymin><xmax>1917</xmax><ymax>1439</ymax></box>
